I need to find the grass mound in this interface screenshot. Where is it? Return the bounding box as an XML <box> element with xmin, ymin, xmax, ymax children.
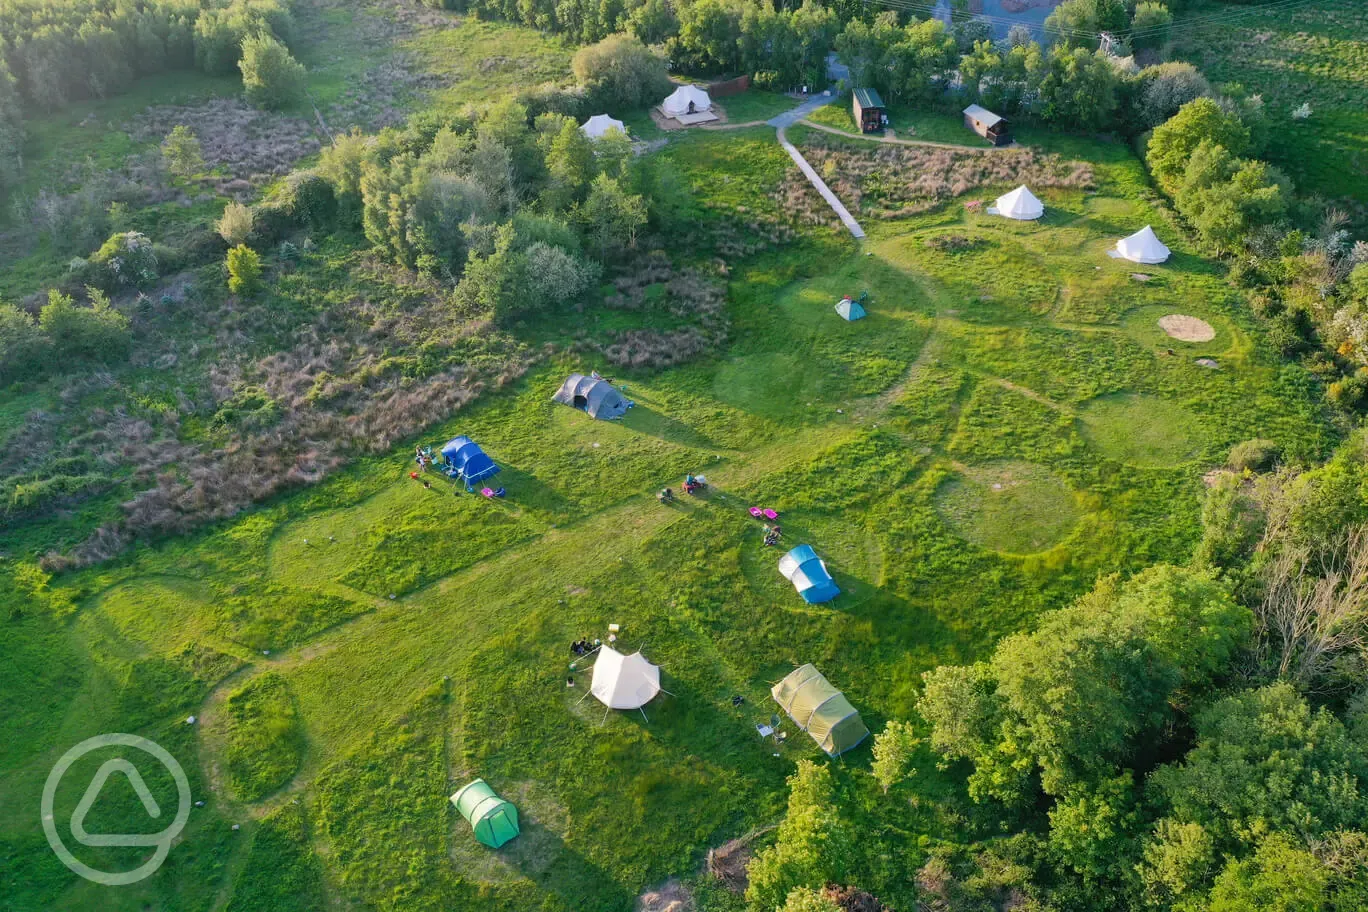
<box><xmin>1122</xmin><ymin>304</ymin><xmax>1229</xmax><ymax>351</ymax></box>
<box><xmin>935</xmin><ymin>461</ymin><xmax>1081</xmax><ymax>554</ymax></box>
<box><xmin>223</xmin><ymin>673</ymin><xmax>306</xmax><ymax>802</ymax></box>
<box><xmin>1077</xmin><ymin>392</ymin><xmax>1204</xmax><ymax>467</ymax></box>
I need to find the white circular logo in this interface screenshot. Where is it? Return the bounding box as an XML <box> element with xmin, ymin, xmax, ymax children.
<box><xmin>41</xmin><ymin>733</ymin><xmax>192</xmax><ymax>886</ymax></box>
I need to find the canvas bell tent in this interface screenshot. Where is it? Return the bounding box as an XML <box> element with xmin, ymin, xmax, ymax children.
<box><xmin>835</xmin><ymin>296</ymin><xmax>866</xmax><ymax>321</ymax></box>
<box><xmin>662</xmin><ymin>85</ymin><xmax>711</xmax><ymax>118</ymax></box>
<box><xmin>441</xmin><ymin>436</ymin><xmax>500</xmax><ymax>484</ymax></box>
<box><xmin>587</xmin><ymin>646</ymin><xmax>662</xmax><ymax>711</ymax></box>
<box><xmin>1113</xmin><ymin>226</ymin><xmax>1170</xmax><ymax>264</ymax></box>
<box><xmin>990</xmin><ymin>185</ymin><xmax>1043</xmax><ymax>220</ymax></box>
<box><xmin>581</xmin><ymin>114</ymin><xmax>626</xmax><ymax>139</ymax></box>
<box><xmin>778</xmin><ymin>544</ymin><xmax>840</xmax><ymax>604</ymax></box>
<box><xmin>771</xmin><ymin>664</ymin><xmax>870</xmax><ymax>757</ymax></box>
<box><xmin>552</xmin><ymin>373</ymin><xmax>629</xmax><ymax>420</ymax></box>
<box><xmin>450</xmin><ymin>779</ymin><xmax>520</xmax><ymax>848</ymax></box>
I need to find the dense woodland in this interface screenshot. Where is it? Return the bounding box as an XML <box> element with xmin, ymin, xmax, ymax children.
<box><xmin>2</xmin><ymin>1</ymin><xmax>1367</xmax><ymax>911</ymax></box>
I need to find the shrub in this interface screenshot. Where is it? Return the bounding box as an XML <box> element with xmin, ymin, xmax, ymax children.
<box><xmin>1147</xmin><ymin>98</ymin><xmax>1250</xmax><ymax>192</ymax></box>
<box><xmin>38</xmin><ymin>289</ymin><xmax>131</xmax><ymax>362</ymax></box>
<box><xmin>571</xmin><ymin>35</ymin><xmax>673</xmax><ymax>110</ymax></box>
<box><xmin>226</xmin><ymin>244</ymin><xmax>263</xmax><ymax>295</ymax></box>
<box><xmin>280</xmin><ymin>173</ymin><xmax>336</xmax><ymax>229</ymax></box>
<box><xmin>0</xmin><ymin>302</ymin><xmax>51</xmax><ymax>383</ymax></box>
<box><xmin>1135</xmin><ymin>62</ymin><xmax>1210</xmax><ymax>129</ymax></box>
<box><xmin>89</xmin><ymin>231</ymin><xmax>160</xmax><ymax>289</ymax></box>
<box><xmin>161</xmin><ymin>125</ymin><xmax>205</xmax><ymax>179</ymax></box>
<box><xmin>217</xmin><ymin>201</ymin><xmax>254</xmax><ymax>245</ymax></box>
<box><xmin>1226</xmin><ymin>438</ymin><xmax>1279</xmax><ymax>473</ymax></box>
<box><xmin>239</xmin><ymin>33</ymin><xmax>306</xmax><ymax>110</ymax></box>
<box><xmin>1130</xmin><ymin>2</ymin><xmax>1172</xmax><ymax>49</ymax></box>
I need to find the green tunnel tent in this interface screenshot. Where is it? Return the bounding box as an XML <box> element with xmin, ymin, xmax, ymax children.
<box><xmin>771</xmin><ymin>664</ymin><xmax>870</xmax><ymax>757</ymax></box>
<box><xmin>450</xmin><ymin>779</ymin><xmax>520</xmax><ymax>848</ymax></box>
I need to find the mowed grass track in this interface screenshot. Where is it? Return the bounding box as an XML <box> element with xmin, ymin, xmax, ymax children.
<box><xmin>0</xmin><ymin>130</ymin><xmax>1333</xmax><ymax>912</ymax></box>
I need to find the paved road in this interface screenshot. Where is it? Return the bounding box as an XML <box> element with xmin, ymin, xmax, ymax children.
<box><xmin>767</xmin><ymin>90</ymin><xmax>840</xmax><ymax>129</ymax></box>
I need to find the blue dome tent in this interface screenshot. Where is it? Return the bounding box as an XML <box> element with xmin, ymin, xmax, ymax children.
<box><xmin>835</xmin><ymin>295</ymin><xmax>866</xmax><ymax>321</ymax></box>
<box><xmin>778</xmin><ymin>545</ymin><xmax>840</xmax><ymax>604</ymax></box>
<box><xmin>441</xmin><ymin>436</ymin><xmax>500</xmax><ymax>486</ymax></box>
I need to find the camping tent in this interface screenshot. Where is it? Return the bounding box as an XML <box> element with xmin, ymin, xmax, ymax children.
<box><xmin>991</xmin><ymin>185</ymin><xmax>1044</xmax><ymax>220</ymax></box>
<box><xmin>589</xmin><ymin>646</ymin><xmax>662</xmax><ymax>710</ymax></box>
<box><xmin>778</xmin><ymin>544</ymin><xmax>840</xmax><ymax>604</ymax></box>
<box><xmin>662</xmin><ymin>85</ymin><xmax>711</xmax><ymax>118</ymax></box>
<box><xmin>1114</xmin><ymin>226</ymin><xmax>1170</xmax><ymax>264</ymax></box>
<box><xmin>450</xmin><ymin>779</ymin><xmax>520</xmax><ymax>848</ymax></box>
<box><xmin>581</xmin><ymin>114</ymin><xmax>626</xmax><ymax>139</ymax></box>
<box><xmin>441</xmin><ymin>436</ymin><xmax>500</xmax><ymax>484</ymax></box>
<box><xmin>835</xmin><ymin>296</ymin><xmax>866</xmax><ymax>321</ymax></box>
<box><xmin>552</xmin><ymin>373</ymin><xmax>629</xmax><ymax>420</ymax></box>
<box><xmin>771</xmin><ymin>664</ymin><xmax>870</xmax><ymax>757</ymax></box>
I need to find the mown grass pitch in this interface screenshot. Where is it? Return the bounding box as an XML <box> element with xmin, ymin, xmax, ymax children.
<box><xmin>0</xmin><ymin>123</ymin><xmax>1334</xmax><ymax>911</ymax></box>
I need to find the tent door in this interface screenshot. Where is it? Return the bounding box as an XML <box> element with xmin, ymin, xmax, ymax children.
<box><xmin>573</xmin><ymin>395</ymin><xmax>588</xmax><ymax>408</ymax></box>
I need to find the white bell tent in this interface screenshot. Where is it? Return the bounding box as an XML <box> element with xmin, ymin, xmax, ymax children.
<box><xmin>1113</xmin><ymin>225</ymin><xmax>1171</xmax><ymax>264</ymax></box>
<box><xmin>580</xmin><ymin>646</ymin><xmax>669</xmax><ymax>721</ymax></box>
<box><xmin>580</xmin><ymin>114</ymin><xmax>626</xmax><ymax>139</ymax></box>
<box><xmin>662</xmin><ymin>85</ymin><xmax>712</xmax><ymax>118</ymax></box>
<box><xmin>990</xmin><ymin>185</ymin><xmax>1044</xmax><ymax>220</ymax></box>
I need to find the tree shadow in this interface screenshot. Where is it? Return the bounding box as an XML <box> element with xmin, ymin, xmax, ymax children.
<box><xmin>503</xmin><ymin>814</ymin><xmax>637</xmax><ymax>912</ymax></box>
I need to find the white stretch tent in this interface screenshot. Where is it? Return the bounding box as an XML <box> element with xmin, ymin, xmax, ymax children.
<box><xmin>588</xmin><ymin>647</ymin><xmax>661</xmax><ymax>710</ymax></box>
<box><xmin>662</xmin><ymin>85</ymin><xmax>712</xmax><ymax>118</ymax></box>
<box><xmin>990</xmin><ymin>185</ymin><xmax>1044</xmax><ymax>220</ymax></box>
<box><xmin>581</xmin><ymin>114</ymin><xmax>626</xmax><ymax>139</ymax></box>
<box><xmin>1114</xmin><ymin>226</ymin><xmax>1171</xmax><ymax>264</ymax></box>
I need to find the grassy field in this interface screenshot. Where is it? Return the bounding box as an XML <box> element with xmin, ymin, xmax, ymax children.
<box><xmin>0</xmin><ymin>105</ymin><xmax>1333</xmax><ymax>911</ymax></box>
<box><xmin>1172</xmin><ymin>0</ymin><xmax>1368</xmax><ymax>216</ymax></box>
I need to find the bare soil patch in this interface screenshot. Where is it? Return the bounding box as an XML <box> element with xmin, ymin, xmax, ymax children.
<box><xmin>637</xmin><ymin>878</ymin><xmax>694</xmax><ymax>912</ymax></box>
<box><xmin>1157</xmin><ymin>314</ymin><xmax>1216</xmax><ymax>342</ymax></box>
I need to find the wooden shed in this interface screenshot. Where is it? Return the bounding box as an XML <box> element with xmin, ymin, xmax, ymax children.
<box><xmin>852</xmin><ymin>88</ymin><xmax>886</xmax><ymax>134</ymax></box>
<box><xmin>963</xmin><ymin>104</ymin><xmax>1011</xmax><ymax>146</ymax></box>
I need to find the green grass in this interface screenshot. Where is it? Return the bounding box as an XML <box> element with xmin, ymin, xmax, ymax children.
<box><xmin>0</xmin><ymin>121</ymin><xmax>1336</xmax><ymax>912</ymax></box>
<box><xmin>1172</xmin><ymin>0</ymin><xmax>1368</xmax><ymax>214</ymax></box>
<box><xmin>222</xmin><ymin>673</ymin><xmax>306</xmax><ymax>802</ymax></box>
<box><xmin>715</xmin><ymin>90</ymin><xmax>801</xmax><ymax>124</ymax></box>
<box><xmin>404</xmin><ymin>20</ymin><xmax>575</xmax><ymax>115</ymax></box>
<box><xmin>936</xmin><ymin>461</ymin><xmax>1083</xmax><ymax>554</ymax></box>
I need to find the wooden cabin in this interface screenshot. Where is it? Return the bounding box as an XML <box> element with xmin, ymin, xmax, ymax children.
<box><xmin>963</xmin><ymin>104</ymin><xmax>1011</xmax><ymax>146</ymax></box>
<box><xmin>852</xmin><ymin>88</ymin><xmax>886</xmax><ymax>134</ymax></box>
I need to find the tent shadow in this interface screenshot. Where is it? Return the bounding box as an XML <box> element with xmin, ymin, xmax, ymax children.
<box><xmin>502</xmin><ymin>815</ymin><xmax>636</xmax><ymax>910</ymax></box>
<box><xmin>485</xmin><ymin>465</ymin><xmax>579</xmax><ymax>518</ymax></box>
<box><xmin>620</xmin><ymin>403</ymin><xmax>720</xmax><ymax>451</ymax></box>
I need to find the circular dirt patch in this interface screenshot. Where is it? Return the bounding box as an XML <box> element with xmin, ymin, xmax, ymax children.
<box><xmin>1158</xmin><ymin>314</ymin><xmax>1215</xmax><ymax>342</ymax></box>
<box><xmin>935</xmin><ymin>462</ymin><xmax>1081</xmax><ymax>554</ymax></box>
<box><xmin>1078</xmin><ymin>393</ymin><xmax>1203</xmax><ymax>467</ymax></box>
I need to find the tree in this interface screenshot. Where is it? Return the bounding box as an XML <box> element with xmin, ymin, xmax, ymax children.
<box><xmin>746</xmin><ymin>761</ymin><xmax>854</xmax><ymax>911</ymax></box>
<box><xmin>1045</xmin><ymin>0</ymin><xmax>1129</xmax><ymax>49</ymax></box>
<box><xmin>580</xmin><ymin>174</ymin><xmax>647</xmax><ymax>258</ymax></box>
<box><xmin>1135</xmin><ymin>62</ymin><xmax>1211</xmax><ymax>129</ymax></box>
<box><xmin>161</xmin><ymin>125</ymin><xmax>205</xmax><ymax>179</ymax></box>
<box><xmin>885</xmin><ymin>19</ymin><xmax>958</xmax><ymax>105</ymax></box>
<box><xmin>452</xmin><ymin>223</ymin><xmax>519</xmax><ymax>319</ymax></box>
<box><xmin>918</xmin><ymin>567</ymin><xmax>1251</xmax><ymax>805</ymax></box>
<box><xmin>1130</xmin><ymin>2</ymin><xmax>1173</xmax><ymax>49</ymax></box>
<box><xmin>959</xmin><ymin>39</ymin><xmax>1045</xmax><ymax>115</ymax></box>
<box><xmin>226</xmin><ymin>243</ymin><xmax>263</xmax><ymax>295</ymax></box>
<box><xmin>626</xmin><ymin>0</ymin><xmax>679</xmax><ymax>46</ymax></box>
<box><xmin>571</xmin><ymin>34</ymin><xmax>673</xmax><ymax>109</ymax></box>
<box><xmin>543</xmin><ymin>119</ymin><xmax>596</xmax><ymax>210</ymax></box>
<box><xmin>0</xmin><ymin>302</ymin><xmax>51</xmax><ymax>383</ymax></box>
<box><xmin>38</xmin><ymin>289</ymin><xmax>130</xmax><ymax>361</ymax></box>
<box><xmin>871</xmin><ymin>720</ymin><xmax>920</xmax><ymax>794</ymax></box>
<box><xmin>239</xmin><ymin>33</ymin><xmax>306</xmax><ymax>110</ymax></box>
<box><xmin>1206</xmin><ymin>836</ymin><xmax>1330</xmax><ymax>912</ymax></box>
<box><xmin>522</xmin><ymin>242</ymin><xmax>597</xmax><ymax>315</ymax></box>
<box><xmin>1037</xmin><ymin>45</ymin><xmax>1119</xmax><ymax>133</ymax></box>
<box><xmin>1146</xmin><ymin>97</ymin><xmax>1250</xmax><ymax>192</ymax></box>
<box><xmin>1175</xmin><ymin>143</ymin><xmax>1288</xmax><ymax>252</ymax></box>
<box><xmin>1047</xmin><ymin>775</ymin><xmax>1142</xmax><ymax>884</ymax></box>
<box><xmin>778</xmin><ymin>887</ymin><xmax>842</xmax><ymax>912</ymax></box>
<box><xmin>217</xmin><ymin>201</ymin><xmax>254</xmax><ymax>246</ymax></box>
<box><xmin>0</xmin><ymin>58</ymin><xmax>24</xmax><ymax>198</ymax></box>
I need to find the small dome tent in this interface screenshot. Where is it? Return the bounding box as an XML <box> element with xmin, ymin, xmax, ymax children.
<box><xmin>552</xmin><ymin>373</ymin><xmax>629</xmax><ymax>420</ymax></box>
<box><xmin>581</xmin><ymin>114</ymin><xmax>626</xmax><ymax>139</ymax></box>
<box><xmin>588</xmin><ymin>646</ymin><xmax>661</xmax><ymax>710</ymax></box>
<box><xmin>441</xmin><ymin>436</ymin><xmax>500</xmax><ymax>484</ymax></box>
<box><xmin>662</xmin><ymin>85</ymin><xmax>711</xmax><ymax>118</ymax></box>
<box><xmin>1114</xmin><ymin>226</ymin><xmax>1170</xmax><ymax>264</ymax></box>
<box><xmin>835</xmin><ymin>296</ymin><xmax>866</xmax><ymax>321</ymax></box>
<box><xmin>778</xmin><ymin>544</ymin><xmax>840</xmax><ymax>604</ymax></box>
<box><xmin>450</xmin><ymin>779</ymin><xmax>520</xmax><ymax>848</ymax></box>
<box><xmin>771</xmin><ymin>664</ymin><xmax>870</xmax><ymax>757</ymax></box>
<box><xmin>991</xmin><ymin>185</ymin><xmax>1044</xmax><ymax>220</ymax></box>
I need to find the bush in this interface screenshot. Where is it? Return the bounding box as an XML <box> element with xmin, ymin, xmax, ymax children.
<box><xmin>0</xmin><ymin>302</ymin><xmax>51</xmax><ymax>383</ymax></box>
<box><xmin>1226</xmin><ymin>438</ymin><xmax>1279</xmax><ymax>473</ymax></box>
<box><xmin>1135</xmin><ymin>62</ymin><xmax>1210</xmax><ymax>130</ymax></box>
<box><xmin>217</xmin><ymin>201</ymin><xmax>254</xmax><ymax>245</ymax></box>
<box><xmin>38</xmin><ymin>289</ymin><xmax>131</xmax><ymax>362</ymax></box>
<box><xmin>239</xmin><ymin>33</ymin><xmax>306</xmax><ymax>110</ymax></box>
<box><xmin>280</xmin><ymin>173</ymin><xmax>336</xmax><ymax>229</ymax></box>
<box><xmin>571</xmin><ymin>34</ymin><xmax>673</xmax><ymax>110</ymax></box>
<box><xmin>226</xmin><ymin>244</ymin><xmax>263</xmax><ymax>295</ymax></box>
<box><xmin>89</xmin><ymin>231</ymin><xmax>160</xmax><ymax>289</ymax></box>
<box><xmin>1130</xmin><ymin>2</ymin><xmax>1172</xmax><ymax>49</ymax></box>
<box><xmin>161</xmin><ymin>125</ymin><xmax>205</xmax><ymax>179</ymax></box>
<box><xmin>250</xmin><ymin>200</ymin><xmax>295</xmax><ymax>245</ymax></box>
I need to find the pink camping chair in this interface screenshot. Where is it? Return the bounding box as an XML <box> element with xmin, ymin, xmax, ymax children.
<box><xmin>749</xmin><ymin>507</ymin><xmax>763</xmax><ymax>518</ymax></box>
<box><xmin>763</xmin><ymin>509</ymin><xmax>779</xmax><ymax>520</ymax></box>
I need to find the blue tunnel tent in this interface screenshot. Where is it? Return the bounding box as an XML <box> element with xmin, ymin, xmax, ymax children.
<box><xmin>778</xmin><ymin>545</ymin><xmax>840</xmax><ymax>604</ymax></box>
<box><xmin>552</xmin><ymin>373</ymin><xmax>629</xmax><ymax>420</ymax></box>
<box><xmin>441</xmin><ymin>436</ymin><xmax>500</xmax><ymax>484</ymax></box>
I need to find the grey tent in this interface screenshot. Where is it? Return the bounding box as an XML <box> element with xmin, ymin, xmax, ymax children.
<box><xmin>552</xmin><ymin>373</ymin><xmax>629</xmax><ymax>420</ymax></box>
